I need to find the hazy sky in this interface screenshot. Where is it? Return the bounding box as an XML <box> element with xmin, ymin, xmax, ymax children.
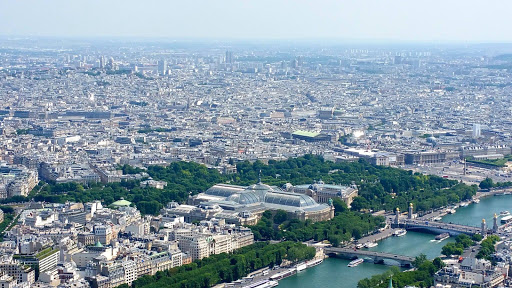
<box><xmin>1</xmin><ymin>0</ymin><xmax>511</xmax><ymax>42</ymax></box>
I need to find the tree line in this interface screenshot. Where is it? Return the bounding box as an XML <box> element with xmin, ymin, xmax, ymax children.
<box><xmin>479</xmin><ymin>177</ymin><xmax>512</xmax><ymax>190</ymax></box>
<box><xmin>13</xmin><ymin>155</ymin><xmax>477</xmax><ymax>216</ymax></box>
<box><xmin>127</xmin><ymin>241</ymin><xmax>315</xmax><ymax>288</ymax></box>
<box><xmin>357</xmin><ymin>255</ymin><xmax>445</xmax><ymax>288</ymax></box>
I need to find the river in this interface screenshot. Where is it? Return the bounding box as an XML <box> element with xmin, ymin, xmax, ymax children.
<box><xmin>278</xmin><ymin>194</ymin><xmax>512</xmax><ymax>288</ymax></box>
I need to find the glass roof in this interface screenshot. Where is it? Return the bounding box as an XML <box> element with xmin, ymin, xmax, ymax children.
<box><xmin>264</xmin><ymin>192</ymin><xmax>317</xmax><ymax>207</ymax></box>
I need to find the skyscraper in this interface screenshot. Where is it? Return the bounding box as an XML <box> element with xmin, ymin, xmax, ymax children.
<box><xmin>225</xmin><ymin>51</ymin><xmax>233</xmax><ymax>64</ymax></box>
<box><xmin>158</xmin><ymin>60</ymin><xmax>167</xmax><ymax>75</ymax></box>
<box><xmin>473</xmin><ymin>123</ymin><xmax>481</xmax><ymax>138</ymax></box>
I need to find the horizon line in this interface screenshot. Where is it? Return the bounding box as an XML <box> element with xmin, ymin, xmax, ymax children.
<box><xmin>2</xmin><ymin>35</ymin><xmax>512</xmax><ymax>46</ymax></box>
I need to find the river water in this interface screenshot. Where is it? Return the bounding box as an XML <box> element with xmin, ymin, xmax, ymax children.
<box><xmin>278</xmin><ymin>194</ymin><xmax>512</xmax><ymax>288</ymax></box>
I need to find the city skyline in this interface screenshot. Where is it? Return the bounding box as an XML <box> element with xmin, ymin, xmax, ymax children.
<box><xmin>2</xmin><ymin>1</ymin><xmax>512</xmax><ymax>287</ymax></box>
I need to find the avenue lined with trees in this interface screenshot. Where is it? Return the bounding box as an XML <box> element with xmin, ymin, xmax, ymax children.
<box><xmin>12</xmin><ymin>155</ymin><xmax>477</xmax><ymax>217</ymax></box>
<box><xmin>129</xmin><ymin>241</ymin><xmax>315</xmax><ymax>288</ymax></box>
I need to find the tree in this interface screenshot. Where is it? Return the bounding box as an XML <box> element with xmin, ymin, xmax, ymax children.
<box><xmin>332</xmin><ymin>198</ymin><xmax>348</xmax><ymax>214</ymax></box>
<box><xmin>442</xmin><ymin>243</ymin><xmax>463</xmax><ymax>256</ymax></box>
<box><xmin>479</xmin><ymin>178</ymin><xmax>494</xmax><ymax>190</ymax></box>
<box><xmin>351</xmin><ymin>197</ymin><xmax>370</xmax><ymax>211</ymax></box>
<box><xmin>472</xmin><ymin>234</ymin><xmax>483</xmax><ymax>242</ymax></box>
<box><xmin>433</xmin><ymin>257</ymin><xmax>446</xmax><ymax>270</ymax></box>
<box><xmin>273</xmin><ymin>210</ymin><xmax>288</xmax><ymax>224</ymax></box>
<box><xmin>455</xmin><ymin>234</ymin><xmax>474</xmax><ymax>248</ymax></box>
<box><xmin>413</xmin><ymin>254</ymin><xmax>428</xmax><ymax>268</ymax></box>
<box><xmin>262</xmin><ymin>210</ymin><xmax>273</xmax><ymax>220</ymax></box>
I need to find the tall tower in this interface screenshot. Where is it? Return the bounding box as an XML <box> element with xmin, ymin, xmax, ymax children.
<box><xmin>225</xmin><ymin>51</ymin><xmax>233</xmax><ymax>64</ymax></box>
<box><xmin>493</xmin><ymin>213</ymin><xmax>498</xmax><ymax>233</ymax></box>
<box><xmin>158</xmin><ymin>60</ymin><xmax>167</xmax><ymax>75</ymax></box>
<box><xmin>394</xmin><ymin>208</ymin><xmax>400</xmax><ymax>225</ymax></box>
<box><xmin>99</xmin><ymin>56</ymin><xmax>105</xmax><ymax>69</ymax></box>
<box><xmin>481</xmin><ymin>219</ymin><xmax>487</xmax><ymax>236</ymax></box>
<box><xmin>473</xmin><ymin>124</ymin><xmax>481</xmax><ymax>138</ymax></box>
<box><xmin>408</xmin><ymin>203</ymin><xmax>413</xmax><ymax>219</ymax></box>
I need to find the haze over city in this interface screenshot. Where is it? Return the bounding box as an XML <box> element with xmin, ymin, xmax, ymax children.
<box><xmin>1</xmin><ymin>0</ymin><xmax>512</xmax><ymax>42</ymax></box>
<box><xmin>2</xmin><ymin>1</ymin><xmax>512</xmax><ymax>288</ymax></box>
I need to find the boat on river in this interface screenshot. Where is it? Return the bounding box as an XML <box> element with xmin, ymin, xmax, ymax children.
<box><xmin>295</xmin><ymin>262</ymin><xmax>307</xmax><ymax>272</ymax></box>
<box><xmin>393</xmin><ymin>229</ymin><xmax>407</xmax><ymax>237</ymax></box>
<box><xmin>347</xmin><ymin>258</ymin><xmax>364</xmax><ymax>267</ymax></box>
<box><xmin>500</xmin><ymin>211</ymin><xmax>510</xmax><ymax>216</ymax></box>
<box><xmin>246</xmin><ymin>280</ymin><xmax>279</xmax><ymax>288</ymax></box>
<box><xmin>364</xmin><ymin>242</ymin><xmax>378</xmax><ymax>248</ymax></box>
<box><xmin>473</xmin><ymin>198</ymin><xmax>480</xmax><ymax>204</ymax></box>
<box><xmin>270</xmin><ymin>268</ymin><xmax>296</xmax><ymax>281</ymax></box>
<box><xmin>435</xmin><ymin>233</ymin><xmax>450</xmax><ymax>241</ymax></box>
<box><xmin>306</xmin><ymin>258</ymin><xmax>323</xmax><ymax>268</ymax></box>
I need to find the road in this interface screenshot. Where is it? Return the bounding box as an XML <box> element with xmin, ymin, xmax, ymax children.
<box><xmin>354</xmin><ymin>228</ymin><xmax>396</xmax><ymax>246</ymax></box>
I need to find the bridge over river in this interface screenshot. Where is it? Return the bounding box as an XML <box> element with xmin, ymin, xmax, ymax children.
<box><xmin>392</xmin><ymin>219</ymin><xmax>492</xmax><ymax>236</ymax></box>
<box><xmin>324</xmin><ymin>247</ymin><xmax>415</xmax><ymax>267</ymax></box>
<box><xmin>392</xmin><ymin>219</ymin><xmax>481</xmax><ymax>235</ymax></box>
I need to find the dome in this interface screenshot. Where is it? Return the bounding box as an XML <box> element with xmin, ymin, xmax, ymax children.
<box><xmin>248</xmin><ymin>183</ymin><xmax>273</xmax><ymax>191</ymax></box>
<box><xmin>282</xmin><ymin>183</ymin><xmax>293</xmax><ymax>191</ymax></box>
<box><xmin>111</xmin><ymin>199</ymin><xmax>131</xmax><ymax>207</ymax></box>
<box><xmin>226</xmin><ymin>192</ymin><xmax>260</xmax><ymax>205</ymax></box>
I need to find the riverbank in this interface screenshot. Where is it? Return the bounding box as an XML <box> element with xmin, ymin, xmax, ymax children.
<box><xmin>217</xmin><ymin>254</ymin><xmax>327</xmax><ymax>288</ymax></box>
<box><xmin>225</xmin><ymin>190</ymin><xmax>511</xmax><ymax>288</ymax></box>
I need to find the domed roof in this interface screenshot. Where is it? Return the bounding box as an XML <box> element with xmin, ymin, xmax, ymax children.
<box><xmin>111</xmin><ymin>199</ymin><xmax>131</xmax><ymax>207</ymax></box>
<box><xmin>226</xmin><ymin>192</ymin><xmax>260</xmax><ymax>205</ymax></box>
<box><xmin>248</xmin><ymin>183</ymin><xmax>273</xmax><ymax>191</ymax></box>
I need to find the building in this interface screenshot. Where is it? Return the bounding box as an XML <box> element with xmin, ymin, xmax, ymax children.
<box><xmin>157</xmin><ymin>60</ymin><xmax>167</xmax><ymax>76</ymax></box>
<box><xmin>404</xmin><ymin>151</ymin><xmax>459</xmax><ymax>165</ymax></box>
<box><xmin>186</xmin><ymin>180</ymin><xmax>334</xmax><ymax>224</ymax></box>
<box><xmin>289</xmin><ymin>180</ymin><xmax>358</xmax><ymax>207</ymax></box>
<box><xmin>225</xmin><ymin>51</ymin><xmax>233</xmax><ymax>64</ymax></box>
<box><xmin>71</xmin><ymin>241</ymin><xmax>117</xmax><ymax>268</ymax></box>
<box><xmin>176</xmin><ymin>234</ymin><xmax>236</xmax><ymax>261</ymax></box>
<box><xmin>0</xmin><ymin>275</ymin><xmax>15</xmax><ymax>288</ymax></box>
<box><xmin>13</xmin><ymin>247</ymin><xmax>59</xmax><ymax>278</ymax></box>
<box><xmin>473</xmin><ymin>123</ymin><xmax>482</xmax><ymax>138</ymax></box>
<box><xmin>340</xmin><ymin>148</ymin><xmax>405</xmax><ymax>166</ymax></box>
<box><xmin>292</xmin><ymin>130</ymin><xmax>332</xmax><ymax>143</ymax></box>
<box><xmin>461</xmin><ymin>145</ymin><xmax>511</xmax><ymax>158</ymax></box>
<box><xmin>93</xmin><ymin>225</ymin><xmax>115</xmax><ymax>245</ymax></box>
<box><xmin>0</xmin><ymin>263</ymin><xmax>35</xmax><ymax>284</ymax></box>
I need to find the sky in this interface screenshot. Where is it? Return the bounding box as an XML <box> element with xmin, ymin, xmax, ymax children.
<box><xmin>1</xmin><ymin>0</ymin><xmax>511</xmax><ymax>42</ymax></box>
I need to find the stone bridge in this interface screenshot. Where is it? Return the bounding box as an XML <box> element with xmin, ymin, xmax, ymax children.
<box><xmin>324</xmin><ymin>247</ymin><xmax>415</xmax><ymax>267</ymax></box>
<box><xmin>392</xmin><ymin>219</ymin><xmax>483</xmax><ymax>236</ymax></box>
